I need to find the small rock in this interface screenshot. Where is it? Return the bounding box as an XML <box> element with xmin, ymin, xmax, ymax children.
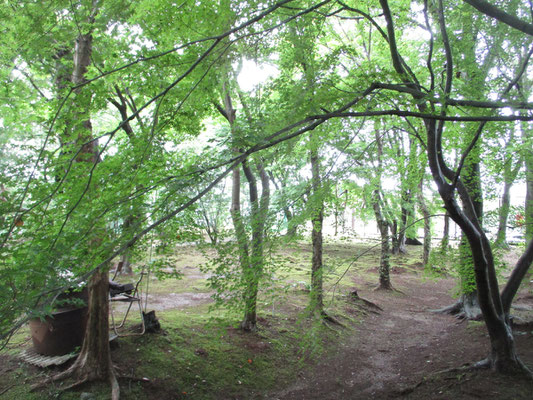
<box><xmin>80</xmin><ymin>393</ymin><xmax>95</xmax><ymax>400</ymax></box>
<box><xmin>195</xmin><ymin>348</ymin><xmax>208</xmax><ymax>357</ymax></box>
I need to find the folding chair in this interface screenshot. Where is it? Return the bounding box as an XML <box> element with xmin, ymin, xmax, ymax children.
<box><xmin>109</xmin><ymin>263</ymin><xmax>148</xmax><ymax>337</ymax></box>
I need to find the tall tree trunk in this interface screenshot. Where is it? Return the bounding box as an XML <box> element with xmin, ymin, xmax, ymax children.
<box><xmin>524</xmin><ymin>126</ymin><xmax>533</xmax><ymax>243</ymax></box>
<box><xmin>372</xmin><ymin>122</ymin><xmax>392</xmax><ymax>290</ymax></box>
<box><xmin>240</xmin><ymin>161</ymin><xmax>270</xmax><ymax>331</ymax></box>
<box><xmin>440</xmin><ymin>212</ymin><xmax>450</xmax><ymax>250</ymax></box>
<box><xmin>394</xmin><ymin>198</ymin><xmax>410</xmax><ymax>254</ymax></box>
<box><xmin>69</xmin><ymin>26</ymin><xmax>118</xmax><ymax>397</ymax></box>
<box><xmin>495</xmin><ymin>130</ymin><xmax>522</xmax><ymax>248</ymax></box>
<box><xmin>44</xmin><ymin>5</ymin><xmax>120</xmax><ymax>397</ymax></box>
<box><xmin>495</xmin><ymin>180</ymin><xmax>513</xmax><ymax>249</ymax></box>
<box><xmin>218</xmin><ymin>83</ymin><xmax>271</xmax><ymax>331</ymax></box>
<box><xmin>310</xmin><ymin>145</ymin><xmax>324</xmax><ymax>312</ymax></box>
<box><xmin>379</xmin><ymin>0</ymin><xmax>530</xmax><ymax>374</ymax></box>
<box><xmin>373</xmin><ymin>189</ymin><xmax>392</xmax><ymax>290</ymax></box>
<box><xmin>455</xmin><ymin>159</ymin><xmax>483</xmax><ymax>319</ymax></box>
<box><xmin>417</xmin><ymin>179</ymin><xmax>431</xmax><ymax>267</ymax></box>
<box><xmin>117</xmin><ymin>214</ymin><xmax>134</xmax><ymax>275</ymax></box>
<box><xmin>390</xmin><ymin>220</ymin><xmax>400</xmax><ymax>254</ymax></box>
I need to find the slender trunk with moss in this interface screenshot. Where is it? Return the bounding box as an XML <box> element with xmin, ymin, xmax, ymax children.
<box><xmin>310</xmin><ymin>144</ymin><xmax>324</xmax><ymax>312</ymax></box>
<box><xmin>240</xmin><ymin>161</ymin><xmax>270</xmax><ymax>331</ymax></box>
<box><xmin>495</xmin><ymin>130</ymin><xmax>522</xmax><ymax>248</ymax></box>
<box><xmin>440</xmin><ymin>212</ymin><xmax>450</xmax><ymax>250</ymax></box>
<box><xmin>454</xmin><ymin>159</ymin><xmax>483</xmax><ymax>320</ymax></box>
<box><xmin>267</xmin><ymin>171</ymin><xmax>297</xmax><ymax>237</ymax></box>
<box><xmin>218</xmin><ymin>82</ymin><xmax>271</xmax><ymax>331</ymax></box>
<box><xmin>417</xmin><ymin>179</ymin><xmax>431</xmax><ymax>267</ymax></box>
<box><xmin>524</xmin><ymin>125</ymin><xmax>533</xmax><ymax>243</ymax></box>
<box><xmin>372</xmin><ymin>123</ymin><xmax>392</xmax><ymax>290</ymax></box>
<box><xmin>373</xmin><ymin>189</ymin><xmax>392</xmax><ymax>290</ymax></box>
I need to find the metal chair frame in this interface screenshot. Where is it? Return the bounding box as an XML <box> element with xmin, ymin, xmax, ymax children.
<box><xmin>109</xmin><ymin>264</ymin><xmax>148</xmax><ymax>337</ymax></box>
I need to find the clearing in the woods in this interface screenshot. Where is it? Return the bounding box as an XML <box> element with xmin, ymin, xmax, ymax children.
<box><xmin>1</xmin><ymin>241</ymin><xmax>532</xmax><ymax>399</ymax></box>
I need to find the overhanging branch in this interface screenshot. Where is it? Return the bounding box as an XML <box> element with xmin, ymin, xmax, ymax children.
<box><xmin>464</xmin><ymin>0</ymin><xmax>533</xmax><ymax>36</ymax></box>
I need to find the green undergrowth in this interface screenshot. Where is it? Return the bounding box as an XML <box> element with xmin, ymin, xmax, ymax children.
<box><xmin>0</xmin><ymin>240</ymin><xmax>430</xmax><ymax>399</ymax></box>
<box><xmin>0</xmin><ymin>303</ymin><xmax>351</xmax><ymax>400</ymax></box>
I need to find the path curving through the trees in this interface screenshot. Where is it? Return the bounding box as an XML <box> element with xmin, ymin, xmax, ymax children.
<box><xmin>269</xmin><ymin>273</ymin><xmax>532</xmax><ymax>399</ymax></box>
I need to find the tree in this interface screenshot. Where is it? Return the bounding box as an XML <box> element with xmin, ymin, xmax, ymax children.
<box><xmin>22</xmin><ymin>1</ymin><xmax>121</xmax><ymax>396</ymax></box>
<box><xmin>376</xmin><ymin>0</ymin><xmax>533</xmax><ymax>374</ymax></box>
<box><xmin>3</xmin><ymin>2</ymin><xmax>533</xmax><ymax>396</ymax></box>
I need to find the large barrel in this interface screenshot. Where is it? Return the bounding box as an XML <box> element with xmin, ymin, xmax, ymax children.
<box><xmin>29</xmin><ymin>288</ymin><xmax>88</xmax><ymax>356</ymax></box>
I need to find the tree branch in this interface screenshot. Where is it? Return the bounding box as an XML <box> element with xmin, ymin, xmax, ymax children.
<box><xmin>463</xmin><ymin>0</ymin><xmax>533</xmax><ymax>36</ymax></box>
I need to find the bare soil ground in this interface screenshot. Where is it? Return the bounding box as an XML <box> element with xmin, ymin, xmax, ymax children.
<box><xmin>270</xmin><ymin>273</ymin><xmax>533</xmax><ymax>400</ymax></box>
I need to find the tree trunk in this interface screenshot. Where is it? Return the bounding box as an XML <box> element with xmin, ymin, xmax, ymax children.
<box><xmin>70</xmin><ymin>27</ymin><xmax>119</xmax><ymax>394</ymax></box>
<box><xmin>390</xmin><ymin>220</ymin><xmax>400</xmax><ymax>254</ymax></box>
<box><xmin>372</xmin><ymin>122</ymin><xmax>392</xmax><ymax>290</ymax></box>
<box><xmin>495</xmin><ymin>180</ymin><xmax>512</xmax><ymax>249</ymax></box>
<box><xmin>524</xmin><ymin>126</ymin><xmax>533</xmax><ymax>243</ymax></box>
<box><xmin>373</xmin><ymin>190</ymin><xmax>392</xmax><ymax>290</ymax></box>
<box><xmin>440</xmin><ymin>212</ymin><xmax>450</xmax><ymax>250</ymax></box>
<box><xmin>417</xmin><ymin>179</ymin><xmax>431</xmax><ymax>267</ymax></box>
<box><xmin>394</xmin><ymin>200</ymin><xmax>409</xmax><ymax>254</ymax></box>
<box><xmin>452</xmin><ymin>158</ymin><xmax>483</xmax><ymax>319</ymax></box>
<box><xmin>267</xmin><ymin>171</ymin><xmax>297</xmax><ymax>237</ymax></box>
<box><xmin>495</xmin><ymin>129</ymin><xmax>522</xmax><ymax>248</ymax></box>
<box><xmin>240</xmin><ymin>161</ymin><xmax>270</xmax><ymax>331</ymax></box>
<box><xmin>310</xmin><ymin>145</ymin><xmax>324</xmax><ymax>312</ymax></box>
<box><xmin>117</xmin><ymin>214</ymin><xmax>134</xmax><ymax>275</ymax></box>
<box><xmin>218</xmin><ymin>84</ymin><xmax>270</xmax><ymax>332</ymax></box>
<box><xmin>378</xmin><ymin>0</ymin><xmax>530</xmax><ymax>374</ymax></box>
<box><xmin>46</xmin><ymin>8</ymin><xmax>119</xmax><ymax>396</ymax></box>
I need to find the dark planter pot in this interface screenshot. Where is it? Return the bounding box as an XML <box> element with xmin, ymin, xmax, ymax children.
<box><xmin>29</xmin><ymin>287</ymin><xmax>88</xmax><ymax>356</ymax></box>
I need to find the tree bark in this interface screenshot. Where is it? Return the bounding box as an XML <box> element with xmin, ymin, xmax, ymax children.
<box><xmin>378</xmin><ymin>0</ymin><xmax>530</xmax><ymax>374</ymax></box>
<box><xmin>463</xmin><ymin>0</ymin><xmax>533</xmax><ymax>37</ymax></box>
<box><xmin>495</xmin><ymin>130</ymin><xmax>522</xmax><ymax>248</ymax></box>
<box><xmin>45</xmin><ymin>4</ymin><xmax>120</xmax><ymax>396</ymax></box>
<box><xmin>373</xmin><ymin>189</ymin><xmax>392</xmax><ymax>290</ymax></box>
<box><xmin>310</xmin><ymin>144</ymin><xmax>324</xmax><ymax>311</ymax></box>
<box><xmin>440</xmin><ymin>212</ymin><xmax>450</xmax><ymax>250</ymax></box>
<box><xmin>417</xmin><ymin>179</ymin><xmax>431</xmax><ymax>267</ymax></box>
<box><xmin>240</xmin><ymin>160</ymin><xmax>270</xmax><ymax>331</ymax></box>
<box><xmin>372</xmin><ymin>122</ymin><xmax>392</xmax><ymax>290</ymax></box>
<box><xmin>218</xmin><ymin>84</ymin><xmax>271</xmax><ymax>331</ymax></box>
<box><xmin>495</xmin><ymin>180</ymin><xmax>513</xmax><ymax>249</ymax></box>
<box><xmin>268</xmin><ymin>171</ymin><xmax>297</xmax><ymax>237</ymax></box>
<box><xmin>524</xmin><ymin>126</ymin><xmax>533</xmax><ymax>243</ymax></box>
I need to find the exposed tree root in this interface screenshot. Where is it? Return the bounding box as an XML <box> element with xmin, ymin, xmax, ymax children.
<box><xmin>409</xmin><ymin>356</ymin><xmax>533</xmax><ymax>395</ymax></box>
<box><xmin>431</xmin><ymin>296</ymin><xmax>482</xmax><ymax>320</ymax></box>
<box><xmin>374</xmin><ymin>284</ymin><xmax>405</xmax><ymax>296</ymax></box>
<box><xmin>396</xmin><ymin>379</ymin><xmax>424</xmax><ymax>396</ymax></box>
<box><xmin>320</xmin><ymin>311</ymin><xmax>345</xmax><ymax>327</ymax></box>
<box><xmin>349</xmin><ymin>290</ymin><xmax>383</xmax><ymax>314</ymax></box>
<box><xmin>240</xmin><ymin>320</ymin><xmax>257</xmax><ymax>332</ymax></box>
<box><xmin>31</xmin><ymin>359</ymin><xmax>120</xmax><ymax>400</ymax></box>
<box><xmin>375</xmin><ymin>282</ymin><xmax>394</xmax><ymax>291</ymax></box>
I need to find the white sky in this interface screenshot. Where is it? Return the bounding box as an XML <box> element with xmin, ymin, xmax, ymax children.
<box><xmin>237</xmin><ymin>59</ymin><xmax>278</xmax><ymax>91</ymax></box>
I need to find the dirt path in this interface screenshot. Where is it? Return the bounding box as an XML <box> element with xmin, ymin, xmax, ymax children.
<box><xmin>270</xmin><ymin>275</ymin><xmax>491</xmax><ymax>399</ymax></box>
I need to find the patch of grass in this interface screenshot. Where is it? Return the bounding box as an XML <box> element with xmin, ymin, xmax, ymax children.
<box><xmin>2</xmin><ymin>240</ymin><xmax>432</xmax><ymax>399</ymax></box>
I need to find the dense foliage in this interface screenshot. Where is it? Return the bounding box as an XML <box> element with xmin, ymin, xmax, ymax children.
<box><xmin>1</xmin><ymin>0</ymin><xmax>532</xmax><ymax>396</ymax></box>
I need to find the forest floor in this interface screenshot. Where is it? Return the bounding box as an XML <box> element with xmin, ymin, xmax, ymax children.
<box><xmin>1</xmin><ymin>241</ymin><xmax>532</xmax><ymax>399</ymax></box>
<box><xmin>270</xmin><ymin>272</ymin><xmax>533</xmax><ymax>399</ymax></box>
